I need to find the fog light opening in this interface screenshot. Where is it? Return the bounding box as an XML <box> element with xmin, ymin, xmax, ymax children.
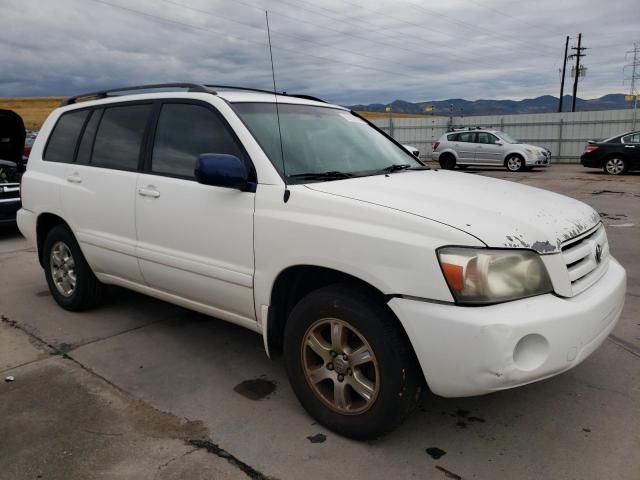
<box><xmin>513</xmin><ymin>334</ymin><xmax>550</xmax><ymax>371</ymax></box>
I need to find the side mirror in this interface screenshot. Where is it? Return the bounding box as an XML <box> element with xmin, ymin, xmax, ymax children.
<box><xmin>495</xmin><ymin>141</ymin><xmax>503</xmax><ymax>146</ymax></box>
<box><xmin>195</xmin><ymin>154</ymin><xmax>250</xmax><ymax>190</ymax></box>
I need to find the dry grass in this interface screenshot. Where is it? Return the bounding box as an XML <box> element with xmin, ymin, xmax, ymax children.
<box><xmin>0</xmin><ymin>97</ymin><xmax>64</xmax><ymax>130</ymax></box>
<box><xmin>0</xmin><ymin>98</ymin><xmax>440</xmax><ymax>130</ymax></box>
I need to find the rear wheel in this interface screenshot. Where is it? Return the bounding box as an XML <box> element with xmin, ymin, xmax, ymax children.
<box><xmin>43</xmin><ymin>225</ymin><xmax>103</xmax><ymax>311</ymax></box>
<box><xmin>505</xmin><ymin>154</ymin><xmax>525</xmax><ymax>172</ymax></box>
<box><xmin>439</xmin><ymin>154</ymin><xmax>456</xmax><ymax>170</ymax></box>
<box><xmin>283</xmin><ymin>284</ymin><xmax>422</xmax><ymax>440</ymax></box>
<box><xmin>603</xmin><ymin>157</ymin><xmax>626</xmax><ymax>175</ymax></box>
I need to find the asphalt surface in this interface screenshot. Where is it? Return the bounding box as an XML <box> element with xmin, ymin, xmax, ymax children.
<box><xmin>1</xmin><ymin>164</ymin><xmax>639</xmax><ymax>480</ymax></box>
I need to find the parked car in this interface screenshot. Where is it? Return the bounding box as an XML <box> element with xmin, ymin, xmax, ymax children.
<box><xmin>432</xmin><ymin>128</ymin><xmax>550</xmax><ymax>172</ymax></box>
<box><xmin>402</xmin><ymin>144</ymin><xmax>419</xmax><ymax>157</ymax></box>
<box><xmin>23</xmin><ymin>131</ymin><xmax>37</xmax><ymax>160</ymax></box>
<box><xmin>580</xmin><ymin>130</ymin><xmax>639</xmax><ymax>175</ymax></box>
<box><xmin>0</xmin><ymin>109</ymin><xmax>25</xmax><ymax>224</ymax></box>
<box><xmin>18</xmin><ymin>84</ymin><xmax>626</xmax><ymax>440</ymax></box>
<box><xmin>0</xmin><ymin>160</ymin><xmax>22</xmax><ymax>225</ymax></box>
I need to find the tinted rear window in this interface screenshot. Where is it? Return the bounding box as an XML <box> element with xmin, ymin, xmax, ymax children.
<box><xmin>44</xmin><ymin>110</ymin><xmax>89</xmax><ymax>163</ymax></box>
<box><xmin>92</xmin><ymin>104</ymin><xmax>151</xmax><ymax>170</ymax></box>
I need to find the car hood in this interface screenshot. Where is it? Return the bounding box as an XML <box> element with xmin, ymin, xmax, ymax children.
<box><xmin>305</xmin><ymin>170</ymin><xmax>600</xmax><ymax>254</ymax></box>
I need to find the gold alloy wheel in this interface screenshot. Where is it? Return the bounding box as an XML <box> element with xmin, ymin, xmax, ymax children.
<box><xmin>301</xmin><ymin>318</ymin><xmax>380</xmax><ymax>415</ymax></box>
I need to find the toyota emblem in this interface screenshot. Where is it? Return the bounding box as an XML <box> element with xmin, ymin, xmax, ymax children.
<box><xmin>595</xmin><ymin>244</ymin><xmax>603</xmax><ymax>264</ymax></box>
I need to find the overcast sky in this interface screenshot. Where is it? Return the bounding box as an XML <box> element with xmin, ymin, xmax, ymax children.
<box><xmin>1</xmin><ymin>0</ymin><xmax>638</xmax><ymax>104</ymax></box>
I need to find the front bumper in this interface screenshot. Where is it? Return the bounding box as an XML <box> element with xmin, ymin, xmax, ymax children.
<box><xmin>389</xmin><ymin>258</ymin><xmax>626</xmax><ymax>397</ymax></box>
<box><xmin>525</xmin><ymin>154</ymin><xmax>550</xmax><ymax>167</ymax></box>
<box><xmin>0</xmin><ymin>199</ymin><xmax>21</xmax><ymax>224</ymax></box>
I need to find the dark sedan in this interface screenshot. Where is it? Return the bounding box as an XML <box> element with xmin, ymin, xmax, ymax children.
<box><xmin>581</xmin><ymin>130</ymin><xmax>639</xmax><ymax>175</ymax></box>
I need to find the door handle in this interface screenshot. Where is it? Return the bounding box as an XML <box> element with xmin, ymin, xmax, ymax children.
<box><xmin>624</xmin><ymin>145</ymin><xmax>635</xmax><ymax>148</ymax></box>
<box><xmin>66</xmin><ymin>173</ymin><xmax>82</xmax><ymax>184</ymax></box>
<box><xmin>138</xmin><ymin>187</ymin><xmax>160</xmax><ymax>198</ymax></box>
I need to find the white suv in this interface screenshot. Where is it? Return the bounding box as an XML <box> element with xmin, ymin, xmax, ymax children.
<box><xmin>18</xmin><ymin>84</ymin><xmax>625</xmax><ymax>439</ymax></box>
<box><xmin>432</xmin><ymin>128</ymin><xmax>551</xmax><ymax>171</ymax></box>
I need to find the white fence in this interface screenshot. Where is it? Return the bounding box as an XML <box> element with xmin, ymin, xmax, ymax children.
<box><xmin>371</xmin><ymin>108</ymin><xmax>638</xmax><ymax>163</ymax></box>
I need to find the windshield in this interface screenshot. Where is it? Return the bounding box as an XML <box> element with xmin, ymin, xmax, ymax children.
<box><xmin>495</xmin><ymin>131</ymin><xmax>520</xmax><ymax>144</ymax></box>
<box><xmin>233</xmin><ymin>103</ymin><xmax>422</xmax><ymax>183</ymax></box>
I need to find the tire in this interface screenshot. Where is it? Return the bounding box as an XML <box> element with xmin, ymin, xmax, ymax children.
<box><xmin>603</xmin><ymin>157</ymin><xmax>627</xmax><ymax>175</ymax></box>
<box><xmin>283</xmin><ymin>284</ymin><xmax>422</xmax><ymax>440</ymax></box>
<box><xmin>505</xmin><ymin>154</ymin><xmax>526</xmax><ymax>172</ymax></box>
<box><xmin>439</xmin><ymin>154</ymin><xmax>456</xmax><ymax>170</ymax></box>
<box><xmin>43</xmin><ymin>225</ymin><xmax>103</xmax><ymax>311</ymax></box>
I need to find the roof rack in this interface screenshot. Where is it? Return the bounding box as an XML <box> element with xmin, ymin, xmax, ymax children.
<box><xmin>60</xmin><ymin>83</ymin><xmax>328</xmax><ymax>107</ymax></box>
<box><xmin>59</xmin><ymin>83</ymin><xmax>215</xmax><ymax>106</ymax></box>
<box><xmin>205</xmin><ymin>85</ymin><xmax>327</xmax><ymax>103</ymax></box>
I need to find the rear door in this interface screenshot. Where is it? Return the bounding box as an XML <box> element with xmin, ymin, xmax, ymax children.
<box><xmin>135</xmin><ymin>99</ymin><xmax>257</xmax><ymax>325</ymax></box>
<box><xmin>455</xmin><ymin>132</ymin><xmax>477</xmax><ymax>163</ymax></box>
<box><xmin>59</xmin><ymin>102</ymin><xmax>152</xmax><ymax>283</ymax></box>
<box><xmin>474</xmin><ymin>132</ymin><xmax>504</xmax><ymax>164</ymax></box>
<box><xmin>621</xmin><ymin>132</ymin><xmax>640</xmax><ymax>167</ymax></box>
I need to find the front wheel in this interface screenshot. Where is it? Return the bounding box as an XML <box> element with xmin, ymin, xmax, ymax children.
<box><xmin>283</xmin><ymin>284</ymin><xmax>422</xmax><ymax>440</ymax></box>
<box><xmin>505</xmin><ymin>154</ymin><xmax>526</xmax><ymax>172</ymax></box>
<box><xmin>603</xmin><ymin>157</ymin><xmax>626</xmax><ymax>175</ymax></box>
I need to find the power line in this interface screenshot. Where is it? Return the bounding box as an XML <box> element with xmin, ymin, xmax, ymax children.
<box><xmin>229</xmin><ymin>0</ymin><xmax>519</xmax><ymax>71</ymax></box>
<box><xmin>156</xmin><ymin>0</ymin><xmax>438</xmax><ymax>72</ymax></box>
<box><xmin>83</xmin><ymin>0</ymin><xmax>440</xmax><ymax>84</ymax></box>
<box><xmin>270</xmin><ymin>0</ymin><xmax>558</xmax><ymax>62</ymax></box>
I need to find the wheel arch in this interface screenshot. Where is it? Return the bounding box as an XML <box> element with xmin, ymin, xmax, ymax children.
<box><xmin>36</xmin><ymin>213</ymin><xmax>72</xmax><ymax>268</ymax></box>
<box><xmin>503</xmin><ymin>151</ymin><xmax>525</xmax><ymax>164</ymax></box>
<box><xmin>265</xmin><ymin>265</ymin><xmax>410</xmax><ymax>357</ymax></box>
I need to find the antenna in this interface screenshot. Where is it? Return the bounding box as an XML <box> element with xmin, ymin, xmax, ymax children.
<box><xmin>265</xmin><ymin>10</ymin><xmax>289</xmax><ymax>202</ymax></box>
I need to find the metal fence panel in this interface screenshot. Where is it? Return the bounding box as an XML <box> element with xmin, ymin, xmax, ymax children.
<box><xmin>372</xmin><ymin>109</ymin><xmax>637</xmax><ymax>162</ymax></box>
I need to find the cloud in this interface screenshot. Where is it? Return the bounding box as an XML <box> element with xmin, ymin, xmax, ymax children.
<box><xmin>0</xmin><ymin>0</ymin><xmax>638</xmax><ymax>104</ymax></box>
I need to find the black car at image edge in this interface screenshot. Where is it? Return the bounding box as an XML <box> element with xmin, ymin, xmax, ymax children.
<box><xmin>581</xmin><ymin>130</ymin><xmax>640</xmax><ymax>175</ymax></box>
<box><xmin>0</xmin><ymin>109</ymin><xmax>26</xmax><ymax>224</ymax></box>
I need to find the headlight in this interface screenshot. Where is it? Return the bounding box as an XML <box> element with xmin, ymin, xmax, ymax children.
<box><xmin>437</xmin><ymin>247</ymin><xmax>553</xmax><ymax>305</ymax></box>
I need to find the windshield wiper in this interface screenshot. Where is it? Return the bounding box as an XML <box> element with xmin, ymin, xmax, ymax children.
<box><xmin>288</xmin><ymin>171</ymin><xmax>354</xmax><ymax>181</ymax></box>
<box><xmin>373</xmin><ymin>164</ymin><xmax>415</xmax><ymax>174</ymax></box>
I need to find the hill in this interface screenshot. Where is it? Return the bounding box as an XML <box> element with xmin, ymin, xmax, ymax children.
<box><xmin>347</xmin><ymin>94</ymin><xmax>630</xmax><ymax>116</ymax></box>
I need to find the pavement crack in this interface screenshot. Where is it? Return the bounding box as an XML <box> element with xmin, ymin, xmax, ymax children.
<box><xmin>607</xmin><ymin>334</ymin><xmax>640</xmax><ymax>359</ymax></box>
<box><xmin>188</xmin><ymin>438</ymin><xmax>276</xmax><ymax>480</ymax></box>
<box><xmin>157</xmin><ymin>447</ymin><xmax>198</xmax><ymax>471</ymax></box>
<box><xmin>82</xmin><ymin>429</ymin><xmax>124</xmax><ymax>437</ymax></box>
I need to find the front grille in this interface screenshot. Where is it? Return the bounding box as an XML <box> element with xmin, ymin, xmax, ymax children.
<box><xmin>561</xmin><ymin>223</ymin><xmax>609</xmax><ymax>295</ymax></box>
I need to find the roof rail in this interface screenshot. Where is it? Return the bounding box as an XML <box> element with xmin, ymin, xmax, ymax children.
<box><xmin>286</xmin><ymin>94</ymin><xmax>327</xmax><ymax>104</ymax></box>
<box><xmin>206</xmin><ymin>85</ymin><xmax>327</xmax><ymax>103</ymax></box>
<box><xmin>59</xmin><ymin>83</ymin><xmax>213</xmax><ymax>106</ymax></box>
<box><xmin>60</xmin><ymin>82</ymin><xmax>329</xmax><ymax>107</ymax></box>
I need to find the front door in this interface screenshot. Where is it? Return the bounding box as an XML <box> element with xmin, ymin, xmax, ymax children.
<box><xmin>474</xmin><ymin>132</ymin><xmax>504</xmax><ymax>165</ymax></box>
<box><xmin>135</xmin><ymin>100</ymin><xmax>257</xmax><ymax>325</ymax></box>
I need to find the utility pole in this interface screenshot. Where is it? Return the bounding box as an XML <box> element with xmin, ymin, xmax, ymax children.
<box><xmin>558</xmin><ymin>35</ymin><xmax>570</xmax><ymax>112</ymax></box>
<box><xmin>624</xmin><ymin>42</ymin><xmax>640</xmax><ymax>130</ymax></box>
<box><xmin>570</xmin><ymin>33</ymin><xmax>587</xmax><ymax>112</ymax></box>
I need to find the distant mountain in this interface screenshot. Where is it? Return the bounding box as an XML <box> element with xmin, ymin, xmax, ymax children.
<box><xmin>347</xmin><ymin>94</ymin><xmax>630</xmax><ymax>116</ymax></box>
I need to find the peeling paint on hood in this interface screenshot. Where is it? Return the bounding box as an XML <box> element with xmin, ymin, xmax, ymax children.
<box><xmin>306</xmin><ymin>170</ymin><xmax>601</xmax><ymax>254</ymax></box>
